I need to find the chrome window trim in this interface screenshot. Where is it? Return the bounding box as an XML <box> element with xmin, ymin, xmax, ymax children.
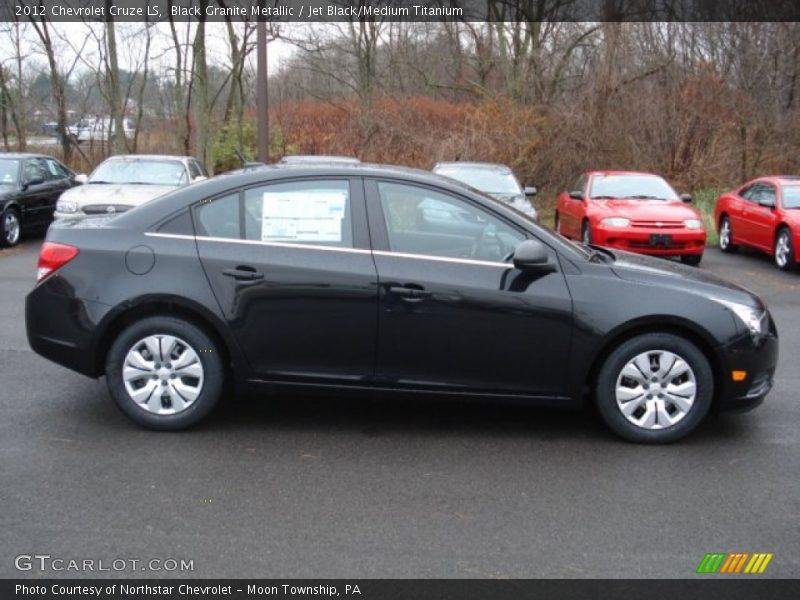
<box><xmin>145</xmin><ymin>231</ymin><xmax>511</xmax><ymax>268</ymax></box>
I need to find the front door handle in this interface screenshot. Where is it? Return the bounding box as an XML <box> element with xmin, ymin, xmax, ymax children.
<box><xmin>388</xmin><ymin>285</ymin><xmax>432</xmax><ymax>301</ymax></box>
<box><xmin>222</xmin><ymin>266</ymin><xmax>264</xmax><ymax>281</ymax></box>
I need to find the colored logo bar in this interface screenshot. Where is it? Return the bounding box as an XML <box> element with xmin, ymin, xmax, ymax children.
<box><xmin>697</xmin><ymin>553</ymin><xmax>773</xmax><ymax>574</ymax></box>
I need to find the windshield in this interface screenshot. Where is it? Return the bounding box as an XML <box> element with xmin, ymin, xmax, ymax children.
<box><xmin>589</xmin><ymin>174</ymin><xmax>679</xmax><ymax>201</ymax></box>
<box><xmin>89</xmin><ymin>159</ymin><xmax>187</xmax><ymax>186</ymax></box>
<box><xmin>0</xmin><ymin>159</ymin><xmax>19</xmax><ymax>185</ymax></box>
<box><xmin>783</xmin><ymin>186</ymin><xmax>800</xmax><ymax>209</ymax></box>
<box><xmin>436</xmin><ymin>167</ymin><xmax>522</xmax><ymax>195</ymax></box>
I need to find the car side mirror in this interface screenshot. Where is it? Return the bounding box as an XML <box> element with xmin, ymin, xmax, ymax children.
<box><xmin>24</xmin><ymin>177</ymin><xmax>44</xmax><ymax>189</ymax></box>
<box><xmin>524</xmin><ymin>186</ymin><xmax>537</xmax><ymax>197</ymax></box>
<box><xmin>680</xmin><ymin>193</ymin><xmax>692</xmax><ymax>203</ymax></box>
<box><xmin>75</xmin><ymin>173</ymin><xmax>88</xmax><ymax>184</ymax></box>
<box><xmin>513</xmin><ymin>239</ymin><xmax>554</xmax><ymax>271</ymax></box>
<box><xmin>568</xmin><ymin>190</ymin><xmax>584</xmax><ymax>201</ymax></box>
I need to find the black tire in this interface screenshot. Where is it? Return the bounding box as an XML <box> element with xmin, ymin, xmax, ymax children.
<box><xmin>595</xmin><ymin>332</ymin><xmax>713</xmax><ymax>443</ymax></box>
<box><xmin>718</xmin><ymin>215</ymin><xmax>738</xmax><ymax>253</ymax></box>
<box><xmin>581</xmin><ymin>220</ymin><xmax>592</xmax><ymax>245</ymax></box>
<box><xmin>554</xmin><ymin>212</ymin><xmax>561</xmax><ymax>234</ymax></box>
<box><xmin>105</xmin><ymin>316</ymin><xmax>224</xmax><ymax>430</ymax></box>
<box><xmin>680</xmin><ymin>253</ymin><xmax>703</xmax><ymax>266</ymax></box>
<box><xmin>774</xmin><ymin>227</ymin><xmax>795</xmax><ymax>271</ymax></box>
<box><xmin>1</xmin><ymin>207</ymin><xmax>21</xmax><ymax>247</ymax></box>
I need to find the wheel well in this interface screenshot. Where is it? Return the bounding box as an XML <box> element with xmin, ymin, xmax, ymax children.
<box><xmin>94</xmin><ymin>301</ymin><xmax>233</xmax><ymax>377</ymax></box>
<box><xmin>584</xmin><ymin>323</ymin><xmax>721</xmax><ymax>407</ymax></box>
<box><xmin>718</xmin><ymin>212</ymin><xmax>727</xmax><ymax>227</ymax></box>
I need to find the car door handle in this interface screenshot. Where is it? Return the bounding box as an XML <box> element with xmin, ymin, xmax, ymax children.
<box><xmin>222</xmin><ymin>266</ymin><xmax>263</xmax><ymax>281</ymax></box>
<box><xmin>388</xmin><ymin>285</ymin><xmax>431</xmax><ymax>301</ymax></box>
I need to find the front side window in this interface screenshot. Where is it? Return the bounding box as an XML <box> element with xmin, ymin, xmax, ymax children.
<box><xmin>44</xmin><ymin>158</ymin><xmax>69</xmax><ymax>180</ymax></box>
<box><xmin>23</xmin><ymin>159</ymin><xmax>48</xmax><ymax>184</ymax></box>
<box><xmin>754</xmin><ymin>183</ymin><xmax>777</xmax><ymax>206</ymax></box>
<box><xmin>194</xmin><ymin>180</ymin><xmax>353</xmax><ymax>248</ymax></box>
<box><xmin>377</xmin><ymin>181</ymin><xmax>524</xmax><ymax>262</ymax></box>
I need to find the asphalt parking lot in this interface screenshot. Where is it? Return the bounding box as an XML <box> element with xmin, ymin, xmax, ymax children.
<box><xmin>2</xmin><ymin>238</ymin><xmax>799</xmax><ymax>579</ymax></box>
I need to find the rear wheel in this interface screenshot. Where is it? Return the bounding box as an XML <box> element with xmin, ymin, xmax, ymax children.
<box><xmin>774</xmin><ymin>228</ymin><xmax>795</xmax><ymax>271</ymax></box>
<box><xmin>595</xmin><ymin>333</ymin><xmax>713</xmax><ymax>443</ymax></box>
<box><xmin>554</xmin><ymin>212</ymin><xmax>561</xmax><ymax>234</ymax></box>
<box><xmin>680</xmin><ymin>254</ymin><xmax>702</xmax><ymax>266</ymax></box>
<box><xmin>1</xmin><ymin>207</ymin><xmax>21</xmax><ymax>247</ymax></box>
<box><xmin>718</xmin><ymin>216</ymin><xmax>738</xmax><ymax>253</ymax></box>
<box><xmin>105</xmin><ymin>316</ymin><xmax>224</xmax><ymax>430</ymax></box>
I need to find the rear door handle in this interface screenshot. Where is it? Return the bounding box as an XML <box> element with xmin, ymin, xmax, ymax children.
<box><xmin>222</xmin><ymin>266</ymin><xmax>264</xmax><ymax>281</ymax></box>
<box><xmin>388</xmin><ymin>285</ymin><xmax>432</xmax><ymax>301</ymax></box>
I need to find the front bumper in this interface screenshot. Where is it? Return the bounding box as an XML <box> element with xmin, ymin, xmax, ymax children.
<box><xmin>594</xmin><ymin>226</ymin><xmax>706</xmax><ymax>256</ymax></box>
<box><xmin>715</xmin><ymin>326</ymin><xmax>779</xmax><ymax>412</ymax></box>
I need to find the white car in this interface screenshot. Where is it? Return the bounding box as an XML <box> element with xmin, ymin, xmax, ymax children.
<box><xmin>55</xmin><ymin>155</ymin><xmax>207</xmax><ymax>219</ymax></box>
<box><xmin>432</xmin><ymin>161</ymin><xmax>539</xmax><ymax>222</ymax></box>
<box><xmin>67</xmin><ymin>117</ymin><xmax>136</xmax><ymax>143</ymax></box>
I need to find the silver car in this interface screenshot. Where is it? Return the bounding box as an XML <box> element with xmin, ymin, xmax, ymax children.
<box><xmin>54</xmin><ymin>155</ymin><xmax>207</xmax><ymax>219</ymax></box>
<box><xmin>432</xmin><ymin>161</ymin><xmax>539</xmax><ymax>222</ymax></box>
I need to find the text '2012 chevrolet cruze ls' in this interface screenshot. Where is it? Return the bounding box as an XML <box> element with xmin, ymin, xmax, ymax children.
<box><xmin>26</xmin><ymin>164</ymin><xmax>778</xmax><ymax>443</ymax></box>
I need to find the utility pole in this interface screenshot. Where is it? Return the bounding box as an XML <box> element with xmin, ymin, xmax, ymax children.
<box><xmin>256</xmin><ymin>7</ymin><xmax>269</xmax><ymax>163</ymax></box>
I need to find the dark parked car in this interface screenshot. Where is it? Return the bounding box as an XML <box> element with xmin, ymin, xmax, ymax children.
<box><xmin>0</xmin><ymin>153</ymin><xmax>80</xmax><ymax>246</ymax></box>
<box><xmin>26</xmin><ymin>164</ymin><xmax>778</xmax><ymax>443</ymax></box>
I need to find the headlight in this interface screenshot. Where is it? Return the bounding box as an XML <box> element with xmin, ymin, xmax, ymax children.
<box><xmin>684</xmin><ymin>219</ymin><xmax>704</xmax><ymax>229</ymax></box>
<box><xmin>56</xmin><ymin>199</ymin><xmax>78</xmax><ymax>214</ymax></box>
<box><xmin>716</xmin><ymin>299</ymin><xmax>768</xmax><ymax>336</ymax></box>
<box><xmin>600</xmin><ymin>217</ymin><xmax>630</xmax><ymax>228</ymax></box>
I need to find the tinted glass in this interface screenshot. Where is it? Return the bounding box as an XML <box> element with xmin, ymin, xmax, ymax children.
<box><xmin>23</xmin><ymin>158</ymin><xmax>48</xmax><ymax>183</ymax></box>
<box><xmin>243</xmin><ymin>180</ymin><xmax>352</xmax><ymax>247</ymax></box>
<box><xmin>44</xmin><ymin>158</ymin><xmax>68</xmax><ymax>180</ymax></box>
<box><xmin>378</xmin><ymin>181</ymin><xmax>524</xmax><ymax>262</ymax></box>
<box><xmin>0</xmin><ymin>159</ymin><xmax>19</xmax><ymax>185</ymax></box>
<box><xmin>589</xmin><ymin>174</ymin><xmax>679</xmax><ymax>201</ymax></box>
<box><xmin>195</xmin><ymin>193</ymin><xmax>240</xmax><ymax>239</ymax></box>
<box><xmin>435</xmin><ymin>167</ymin><xmax>522</xmax><ymax>195</ymax></box>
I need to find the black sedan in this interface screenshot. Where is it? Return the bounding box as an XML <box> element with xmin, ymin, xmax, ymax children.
<box><xmin>25</xmin><ymin>164</ymin><xmax>778</xmax><ymax>443</ymax></box>
<box><xmin>0</xmin><ymin>153</ymin><xmax>81</xmax><ymax>247</ymax></box>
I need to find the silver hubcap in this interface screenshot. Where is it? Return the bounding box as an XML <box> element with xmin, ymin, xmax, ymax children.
<box><xmin>582</xmin><ymin>226</ymin><xmax>590</xmax><ymax>244</ymax></box>
<box><xmin>3</xmin><ymin>212</ymin><xmax>19</xmax><ymax>245</ymax></box>
<box><xmin>720</xmin><ymin>219</ymin><xmax>730</xmax><ymax>249</ymax></box>
<box><xmin>122</xmin><ymin>335</ymin><xmax>204</xmax><ymax>415</ymax></box>
<box><xmin>775</xmin><ymin>233</ymin><xmax>790</xmax><ymax>267</ymax></box>
<box><xmin>615</xmin><ymin>350</ymin><xmax>697</xmax><ymax>430</ymax></box>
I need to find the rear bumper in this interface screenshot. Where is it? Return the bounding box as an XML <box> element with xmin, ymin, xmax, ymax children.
<box><xmin>714</xmin><ymin>327</ymin><xmax>778</xmax><ymax>412</ymax></box>
<box><xmin>594</xmin><ymin>227</ymin><xmax>706</xmax><ymax>256</ymax></box>
<box><xmin>26</xmin><ymin>276</ymin><xmax>111</xmax><ymax>378</ymax></box>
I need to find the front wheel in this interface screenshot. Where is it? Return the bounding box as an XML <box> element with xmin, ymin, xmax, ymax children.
<box><xmin>581</xmin><ymin>221</ymin><xmax>592</xmax><ymax>245</ymax></box>
<box><xmin>595</xmin><ymin>333</ymin><xmax>713</xmax><ymax>443</ymax></box>
<box><xmin>774</xmin><ymin>228</ymin><xmax>795</xmax><ymax>271</ymax></box>
<box><xmin>1</xmin><ymin>207</ymin><xmax>21</xmax><ymax>247</ymax></box>
<box><xmin>554</xmin><ymin>212</ymin><xmax>561</xmax><ymax>234</ymax></box>
<box><xmin>680</xmin><ymin>253</ymin><xmax>703</xmax><ymax>266</ymax></box>
<box><xmin>105</xmin><ymin>316</ymin><xmax>225</xmax><ymax>430</ymax></box>
<box><xmin>718</xmin><ymin>216</ymin><xmax>738</xmax><ymax>253</ymax></box>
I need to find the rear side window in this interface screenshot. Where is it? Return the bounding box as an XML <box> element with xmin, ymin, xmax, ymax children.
<box><xmin>192</xmin><ymin>180</ymin><xmax>353</xmax><ymax>248</ymax></box>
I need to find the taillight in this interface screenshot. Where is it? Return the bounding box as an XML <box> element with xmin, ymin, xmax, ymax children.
<box><xmin>37</xmin><ymin>242</ymin><xmax>79</xmax><ymax>281</ymax></box>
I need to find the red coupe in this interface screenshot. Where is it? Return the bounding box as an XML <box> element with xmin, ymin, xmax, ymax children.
<box><xmin>714</xmin><ymin>176</ymin><xmax>800</xmax><ymax>270</ymax></box>
<box><xmin>555</xmin><ymin>171</ymin><xmax>707</xmax><ymax>265</ymax></box>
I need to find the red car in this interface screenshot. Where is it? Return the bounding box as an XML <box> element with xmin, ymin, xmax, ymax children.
<box><xmin>714</xmin><ymin>176</ymin><xmax>800</xmax><ymax>271</ymax></box>
<box><xmin>555</xmin><ymin>171</ymin><xmax>707</xmax><ymax>265</ymax></box>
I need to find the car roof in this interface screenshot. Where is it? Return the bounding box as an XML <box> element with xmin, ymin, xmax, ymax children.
<box><xmin>102</xmin><ymin>154</ymin><xmax>194</xmax><ymax>162</ymax></box>
<box><xmin>0</xmin><ymin>152</ymin><xmax>57</xmax><ymax>160</ymax></box>
<box><xmin>278</xmin><ymin>155</ymin><xmax>360</xmax><ymax>164</ymax></box>
<box><xmin>587</xmin><ymin>170</ymin><xmax>664</xmax><ymax>177</ymax></box>
<box><xmin>434</xmin><ymin>161</ymin><xmax>513</xmax><ymax>172</ymax></box>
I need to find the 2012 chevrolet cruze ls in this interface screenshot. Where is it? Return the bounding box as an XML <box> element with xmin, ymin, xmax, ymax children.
<box><xmin>26</xmin><ymin>164</ymin><xmax>778</xmax><ymax>443</ymax></box>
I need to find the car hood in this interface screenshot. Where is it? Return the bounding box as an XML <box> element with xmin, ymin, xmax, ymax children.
<box><xmin>489</xmin><ymin>193</ymin><xmax>538</xmax><ymax>216</ymax></box>
<box><xmin>609</xmin><ymin>249</ymin><xmax>763</xmax><ymax>309</ymax></box>
<box><xmin>60</xmin><ymin>183</ymin><xmax>178</xmax><ymax>206</ymax></box>
<box><xmin>593</xmin><ymin>199</ymin><xmax>701</xmax><ymax>220</ymax></box>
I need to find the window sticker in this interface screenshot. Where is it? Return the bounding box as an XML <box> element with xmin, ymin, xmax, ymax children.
<box><xmin>262</xmin><ymin>190</ymin><xmax>347</xmax><ymax>242</ymax></box>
